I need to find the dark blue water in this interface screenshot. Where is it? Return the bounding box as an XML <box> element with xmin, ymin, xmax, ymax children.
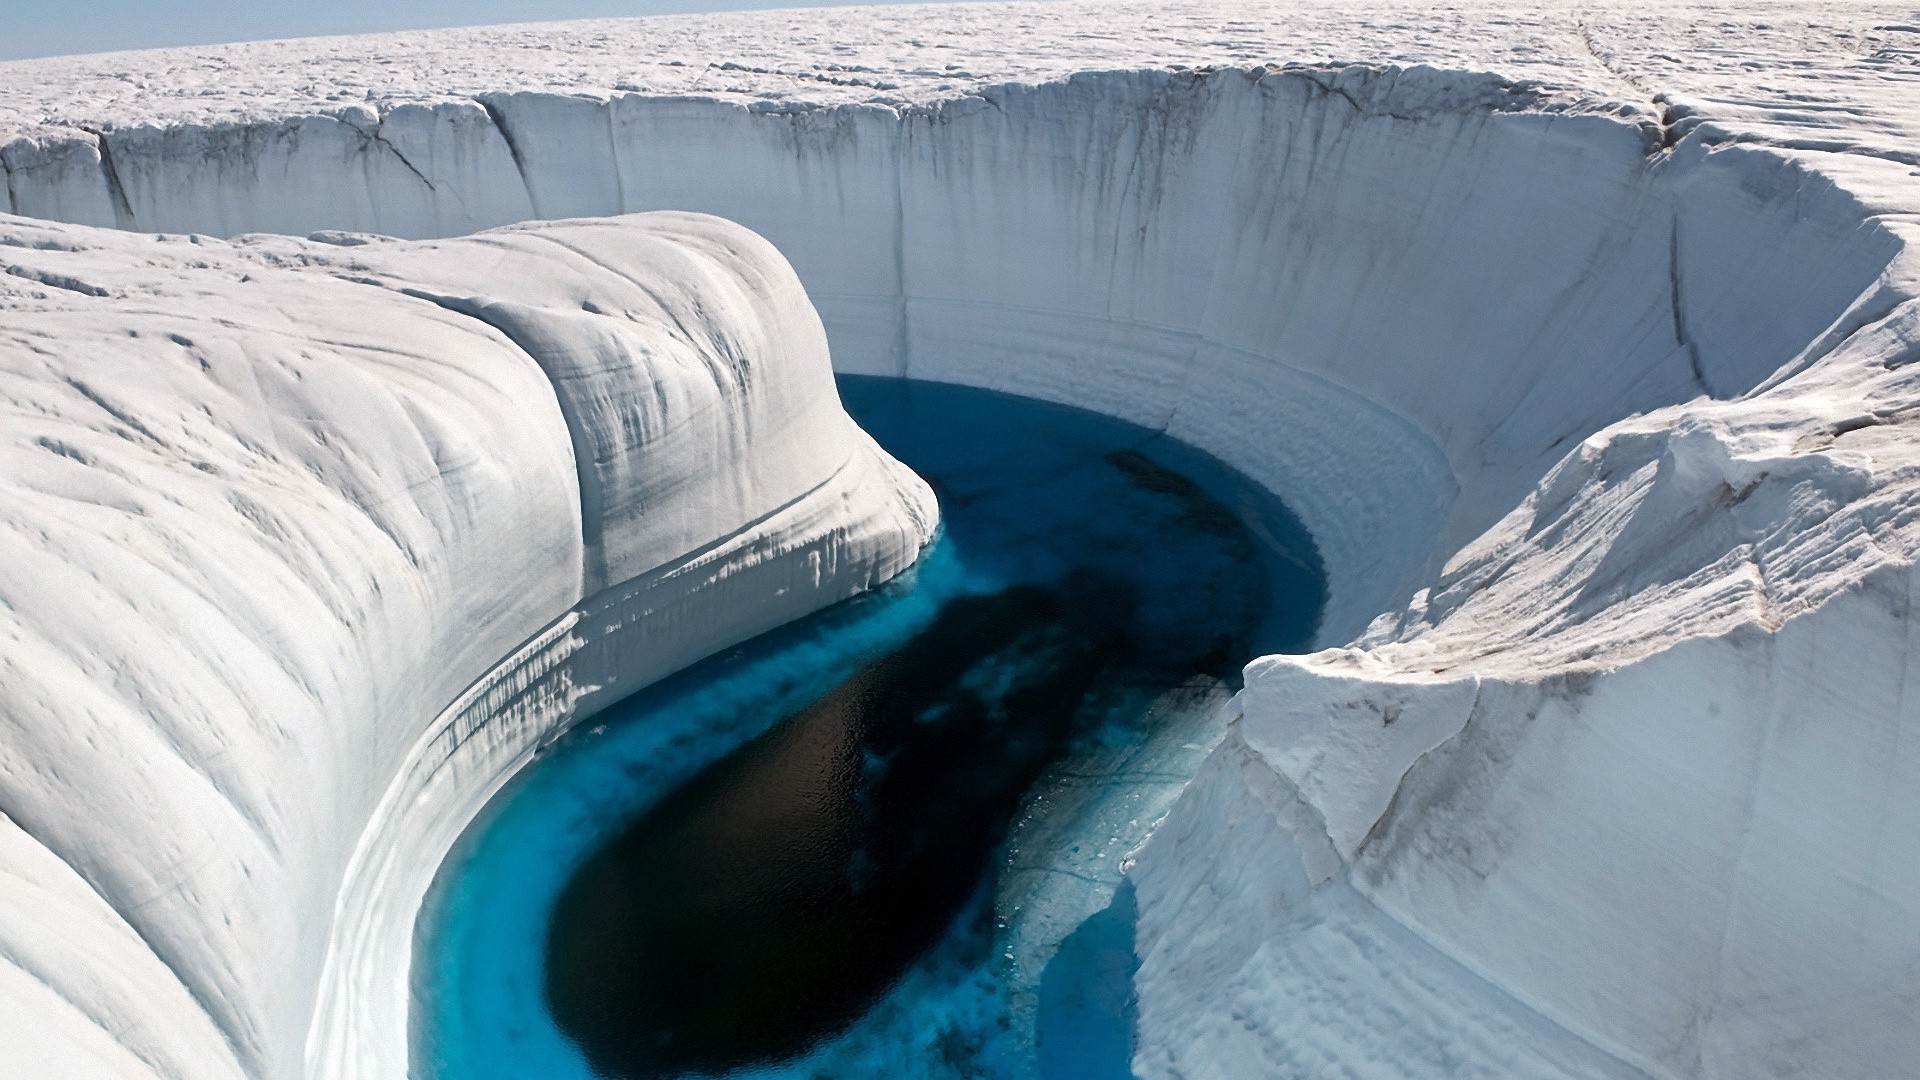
<box><xmin>417</xmin><ymin>377</ymin><xmax>1325</xmax><ymax>1080</ymax></box>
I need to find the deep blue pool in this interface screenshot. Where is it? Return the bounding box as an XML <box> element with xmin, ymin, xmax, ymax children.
<box><xmin>416</xmin><ymin>377</ymin><xmax>1326</xmax><ymax>1080</ymax></box>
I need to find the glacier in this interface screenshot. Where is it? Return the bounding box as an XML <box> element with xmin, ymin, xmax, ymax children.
<box><xmin>2</xmin><ymin>1</ymin><xmax>1919</xmax><ymax>1078</ymax></box>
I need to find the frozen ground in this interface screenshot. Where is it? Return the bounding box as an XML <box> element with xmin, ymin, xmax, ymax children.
<box><xmin>2</xmin><ymin>2</ymin><xmax>1919</xmax><ymax>1079</ymax></box>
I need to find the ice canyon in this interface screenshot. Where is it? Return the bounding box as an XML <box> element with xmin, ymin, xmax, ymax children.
<box><xmin>1</xmin><ymin>2</ymin><xmax>1918</xmax><ymax>1078</ymax></box>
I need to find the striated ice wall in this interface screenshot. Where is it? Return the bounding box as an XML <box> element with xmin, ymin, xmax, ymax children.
<box><xmin>0</xmin><ymin>211</ymin><xmax>934</xmax><ymax>1080</ymax></box>
<box><xmin>6</xmin><ymin>68</ymin><xmax>1898</xmax><ymax>643</ymax></box>
<box><xmin>5</xmin><ymin>7</ymin><xmax>1920</xmax><ymax>1078</ymax></box>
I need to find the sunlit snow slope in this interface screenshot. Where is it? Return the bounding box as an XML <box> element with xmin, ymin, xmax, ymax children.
<box><xmin>3</xmin><ymin>1</ymin><xmax>1919</xmax><ymax>1079</ymax></box>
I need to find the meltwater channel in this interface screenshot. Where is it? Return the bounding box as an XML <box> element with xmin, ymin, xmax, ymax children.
<box><xmin>415</xmin><ymin>376</ymin><xmax>1328</xmax><ymax>1079</ymax></box>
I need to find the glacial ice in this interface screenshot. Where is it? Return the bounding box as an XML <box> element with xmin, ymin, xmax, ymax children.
<box><xmin>2</xmin><ymin>2</ymin><xmax>1919</xmax><ymax>1078</ymax></box>
<box><xmin>0</xmin><ymin>211</ymin><xmax>934</xmax><ymax>1080</ymax></box>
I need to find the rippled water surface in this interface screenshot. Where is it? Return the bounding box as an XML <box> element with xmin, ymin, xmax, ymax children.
<box><xmin>419</xmin><ymin>377</ymin><xmax>1326</xmax><ymax>1079</ymax></box>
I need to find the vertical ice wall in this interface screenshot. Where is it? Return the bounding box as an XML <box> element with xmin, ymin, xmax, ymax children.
<box><xmin>4</xmin><ymin>69</ymin><xmax>1895</xmax><ymax>641</ymax></box>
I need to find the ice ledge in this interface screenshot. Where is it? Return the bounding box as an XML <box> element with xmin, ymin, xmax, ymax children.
<box><xmin>1133</xmin><ymin>232</ymin><xmax>1920</xmax><ymax>1077</ymax></box>
<box><xmin>0</xmin><ymin>210</ymin><xmax>935</xmax><ymax>1080</ymax></box>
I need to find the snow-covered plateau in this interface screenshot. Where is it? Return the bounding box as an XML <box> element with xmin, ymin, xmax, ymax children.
<box><xmin>2</xmin><ymin>1</ymin><xmax>1919</xmax><ymax>1078</ymax></box>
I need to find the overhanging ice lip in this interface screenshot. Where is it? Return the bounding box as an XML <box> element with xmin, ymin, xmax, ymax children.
<box><xmin>2</xmin><ymin>3</ymin><xmax>1918</xmax><ymax>1079</ymax></box>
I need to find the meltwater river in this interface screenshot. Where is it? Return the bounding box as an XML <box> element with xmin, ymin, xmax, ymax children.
<box><xmin>417</xmin><ymin>377</ymin><xmax>1326</xmax><ymax>1080</ymax></box>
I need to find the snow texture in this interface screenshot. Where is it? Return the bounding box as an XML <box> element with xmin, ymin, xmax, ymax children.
<box><xmin>2</xmin><ymin>1</ymin><xmax>1919</xmax><ymax>1078</ymax></box>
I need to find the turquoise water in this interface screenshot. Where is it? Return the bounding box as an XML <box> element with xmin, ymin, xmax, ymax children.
<box><xmin>417</xmin><ymin>377</ymin><xmax>1326</xmax><ymax>1079</ymax></box>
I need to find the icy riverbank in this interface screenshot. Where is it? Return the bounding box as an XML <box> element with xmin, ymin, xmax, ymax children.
<box><xmin>419</xmin><ymin>377</ymin><xmax>1325</xmax><ymax>1080</ymax></box>
<box><xmin>3</xmin><ymin>2</ymin><xmax>1919</xmax><ymax>1078</ymax></box>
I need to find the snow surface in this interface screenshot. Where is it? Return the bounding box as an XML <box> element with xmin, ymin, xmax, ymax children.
<box><xmin>2</xmin><ymin>1</ymin><xmax>1919</xmax><ymax>1078</ymax></box>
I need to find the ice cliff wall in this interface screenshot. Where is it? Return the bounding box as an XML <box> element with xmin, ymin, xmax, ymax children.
<box><xmin>3</xmin><ymin>2</ymin><xmax>1919</xmax><ymax>1078</ymax></box>
<box><xmin>0</xmin><ymin>211</ymin><xmax>934</xmax><ymax>1080</ymax></box>
<box><xmin>3</xmin><ymin>25</ymin><xmax>1908</xmax><ymax>642</ymax></box>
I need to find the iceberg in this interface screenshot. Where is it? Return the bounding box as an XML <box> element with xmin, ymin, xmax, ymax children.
<box><xmin>2</xmin><ymin>2</ymin><xmax>1917</xmax><ymax>1078</ymax></box>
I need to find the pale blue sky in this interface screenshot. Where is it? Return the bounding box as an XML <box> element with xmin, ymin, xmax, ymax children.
<box><xmin>0</xmin><ymin>0</ymin><xmax>971</xmax><ymax>61</ymax></box>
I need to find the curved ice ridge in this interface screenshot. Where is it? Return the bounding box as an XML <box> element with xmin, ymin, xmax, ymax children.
<box><xmin>4</xmin><ymin>5</ymin><xmax>1920</xmax><ymax>1078</ymax></box>
<box><xmin>0</xmin><ymin>211</ymin><xmax>935</xmax><ymax>1080</ymax></box>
